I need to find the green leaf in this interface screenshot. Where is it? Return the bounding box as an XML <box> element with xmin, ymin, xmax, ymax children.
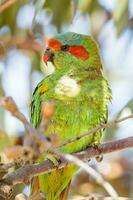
<box><xmin>0</xmin><ymin>130</ymin><xmax>11</xmax><ymax>151</ymax></box>
<box><xmin>31</xmin><ymin>51</ymin><xmax>41</xmax><ymax>71</ymax></box>
<box><xmin>0</xmin><ymin>0</ymin><xmax>28</xmax><ymax>33</ymax></box>
<box><xmin>113</xmin><ymin>0</ymin><xmax>128</xmax><ymax>37</ymax></box>
<box><xmin>78</xmin><ymin>0</ymin><xmax>98</xmax><ymax>14</ymax></box>
<box><xmin>44</xmin><ymin>0</ymin><xmax>72</xmax><ymax>31</ymax></box>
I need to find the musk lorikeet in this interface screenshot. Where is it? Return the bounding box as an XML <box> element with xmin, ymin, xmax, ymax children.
<box><xmin>31</xmin><ymin>32</ymin><xmax>111</xmax><ymax>200</ymax></box>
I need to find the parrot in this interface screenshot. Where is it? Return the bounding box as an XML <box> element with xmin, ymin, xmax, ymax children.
<box><xmin>30</xmin><ymin>32</ymin><xmax>111</xmax><ymax>200</ymax></box>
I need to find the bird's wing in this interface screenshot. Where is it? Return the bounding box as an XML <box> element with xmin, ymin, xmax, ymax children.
<box><xmin>31</xmin><ymin>79</ymin><xmax>50</xmax><ymax>128</ymax></box>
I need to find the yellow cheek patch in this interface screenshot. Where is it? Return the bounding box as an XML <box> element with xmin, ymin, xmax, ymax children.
<box><xmin>38</xmin><ymin>84</ymin><xmax>49</xmax><ymax>94</ymax></box>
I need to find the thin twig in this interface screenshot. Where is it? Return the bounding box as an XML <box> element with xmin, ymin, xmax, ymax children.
<box><xmin>0</xmin><ymin>36</ymin><xmax>42</xmax><ymax>54</ymax></box>
<box><xmin>3</xmin><ymin>136</ymin><xmax>133</xmax><ymax>185</ymax></box>
<box><xmin>0</xmin><ymin>97</ymin><xmax>50</xmax><ymax>151</ymax></box>
<box><xmin>0</xmin><ymin>96</ymin><xmax>30</xmax><ymax>126</ymax></box>
<box><xmin>63</xmin><ymin>154</ymin><xmax>118</xmax><ymax>197</ymax></box>
<box><xmin>57</xmin><ymin>115</ymin><xmax>133</xmax><ymax>149</ymax></box>
<box><xmin>0</xmin><ymin>96</ymin><xmax>133</xmax><ymax>196</ymax></box>
<box><xmin>1</xmin><ymin>96</ymin><xmax>133</xmax><ymax>151</ymax></box>
<box><xmin>0</xmin><ymin>0</ymin><xmax>17</xmax><ymax>13</ymax></box>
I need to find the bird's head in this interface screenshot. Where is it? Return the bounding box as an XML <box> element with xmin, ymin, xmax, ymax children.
<box><xmin>42</xmin><ymin>32</ymin><xmax>102</xmax><ymax>75</ymax></box>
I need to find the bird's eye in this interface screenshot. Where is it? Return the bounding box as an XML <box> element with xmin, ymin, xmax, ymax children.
<box><xmin>45</xmin><ymin>48</ymin><xmax>51</xmax><ymax>52</ymax></box>
<box><xmin>61</xmin><ymin>45</ymin><xmax>69</xmax><ymax>51</ymax></box>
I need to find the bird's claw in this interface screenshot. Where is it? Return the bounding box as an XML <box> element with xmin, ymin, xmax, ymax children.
<box><xmin>46</xmin><ymin>150</ymin><xmax>61</xmax><ymax>167</ymax></box>
<box><xmin>96</xmin><ymin>154</ymin><xmax>103</xmax><ymax>162</ymax></box>
<box><xmin>91</xmin><ymin>144</ymin><xmax>103</xmax><ymax>162</ymax></box>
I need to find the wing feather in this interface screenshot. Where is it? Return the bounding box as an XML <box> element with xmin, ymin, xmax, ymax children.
<box><xmin>31</xmin><ymin>80</ymin><xmax>49</xmax><ymax>128</ymax></box>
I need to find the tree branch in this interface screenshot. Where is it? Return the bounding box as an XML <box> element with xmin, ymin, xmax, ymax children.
<box><xmin>3</xmin><ymin>136</ymin><xmax>133</xmax><ymax>185</ymax></box>
<box><xmin>0</xmin><ymin>96</ymin><xmax>133</xmax><ymax>190</ymax></box>
<box><xmin>0</xmin><ymin>36</ymin><xmax>42</xmax><ymax>56</ymax></box>
<box><xmin>0</xmin><ymin>0</ymin><xmax>17</xmax><ymax>13</ymax></box>
<box><xmin>0</xmin><ymin>97</ymin><xmax>50</xmax><ymax>152</ymax></box>
<box><xmin>1</xmin><ymin>96</ymin><xmax>133</xmax><ymax>151</ymax></box>
<box><xmin>57</xmin><ymin>114</ymin><xmax>133</xmax><ymax>149</ymax></box>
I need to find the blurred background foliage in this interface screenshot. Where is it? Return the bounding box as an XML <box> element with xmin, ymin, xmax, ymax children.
<box><xmin>0</xmin><ymin>0</ymin><xmax>133</xmax><ymax>198</ymax></box>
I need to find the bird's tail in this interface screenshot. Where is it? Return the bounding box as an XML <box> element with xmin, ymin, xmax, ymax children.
<box><xmin>31</xmin><ymin>177</ymin><xmax>71</xmax><ymax>200</ymax></box>
<box><xmin>59</xmin><ymin>181</ymin><xmax>71</xmax><ymax>200</ymax></box>
<box><xmin>31</xmin><ymin>165</ymin><xmax>78</xmax><ymax>200</ymax></box>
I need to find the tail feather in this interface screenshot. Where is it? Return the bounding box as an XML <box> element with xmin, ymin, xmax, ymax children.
<box><xmin>60</xmin><ymin>181</ymin><xmax>71</xmax><ymax>200</ymax></box>
<box><xmin>31</xmin><ymin>165</ymin><xmax>78</xmax><ymax>200</ymax></box>
<box><xmin>31</xmin><ymin>177</ymin><xmax>40</xmax><ymax>194</ymax></box>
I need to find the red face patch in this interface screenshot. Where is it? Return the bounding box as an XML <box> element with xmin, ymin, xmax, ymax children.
<box><xmin>68</xmin><ymin>46</ymin><xmax>89</xmax><ymax>60</ymax></box>
<box><xmin>48</xmin><ymin>39</ymin><xmax>61</xmax><ymax>50</ymax></box>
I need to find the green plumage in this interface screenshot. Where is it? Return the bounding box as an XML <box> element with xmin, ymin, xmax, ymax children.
<box><xmin>31</xmin><ymin>32</ymin><xmax>111</xmax><ymax>200</ymax></box>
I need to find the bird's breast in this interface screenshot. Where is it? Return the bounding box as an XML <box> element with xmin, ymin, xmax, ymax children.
<box><xmin>54</xmin><ymin>75</ymin><xmax>81</xmax><ymax>98</ymax></box>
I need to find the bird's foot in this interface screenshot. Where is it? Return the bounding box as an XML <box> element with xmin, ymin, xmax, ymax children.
<box><xmin>96</xmin><ymin>154</ymin><xmax>103</xmax><ymax>162</ymax></box>
<box><xmin>92</xmin><ymin>144</ymin><xmax>103</xmax><ymax>162</ymax></box>
<box><xmin>45</xmin><ymin>150</ymin><xmax>61</xmax><ymax>167</ymax></box>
